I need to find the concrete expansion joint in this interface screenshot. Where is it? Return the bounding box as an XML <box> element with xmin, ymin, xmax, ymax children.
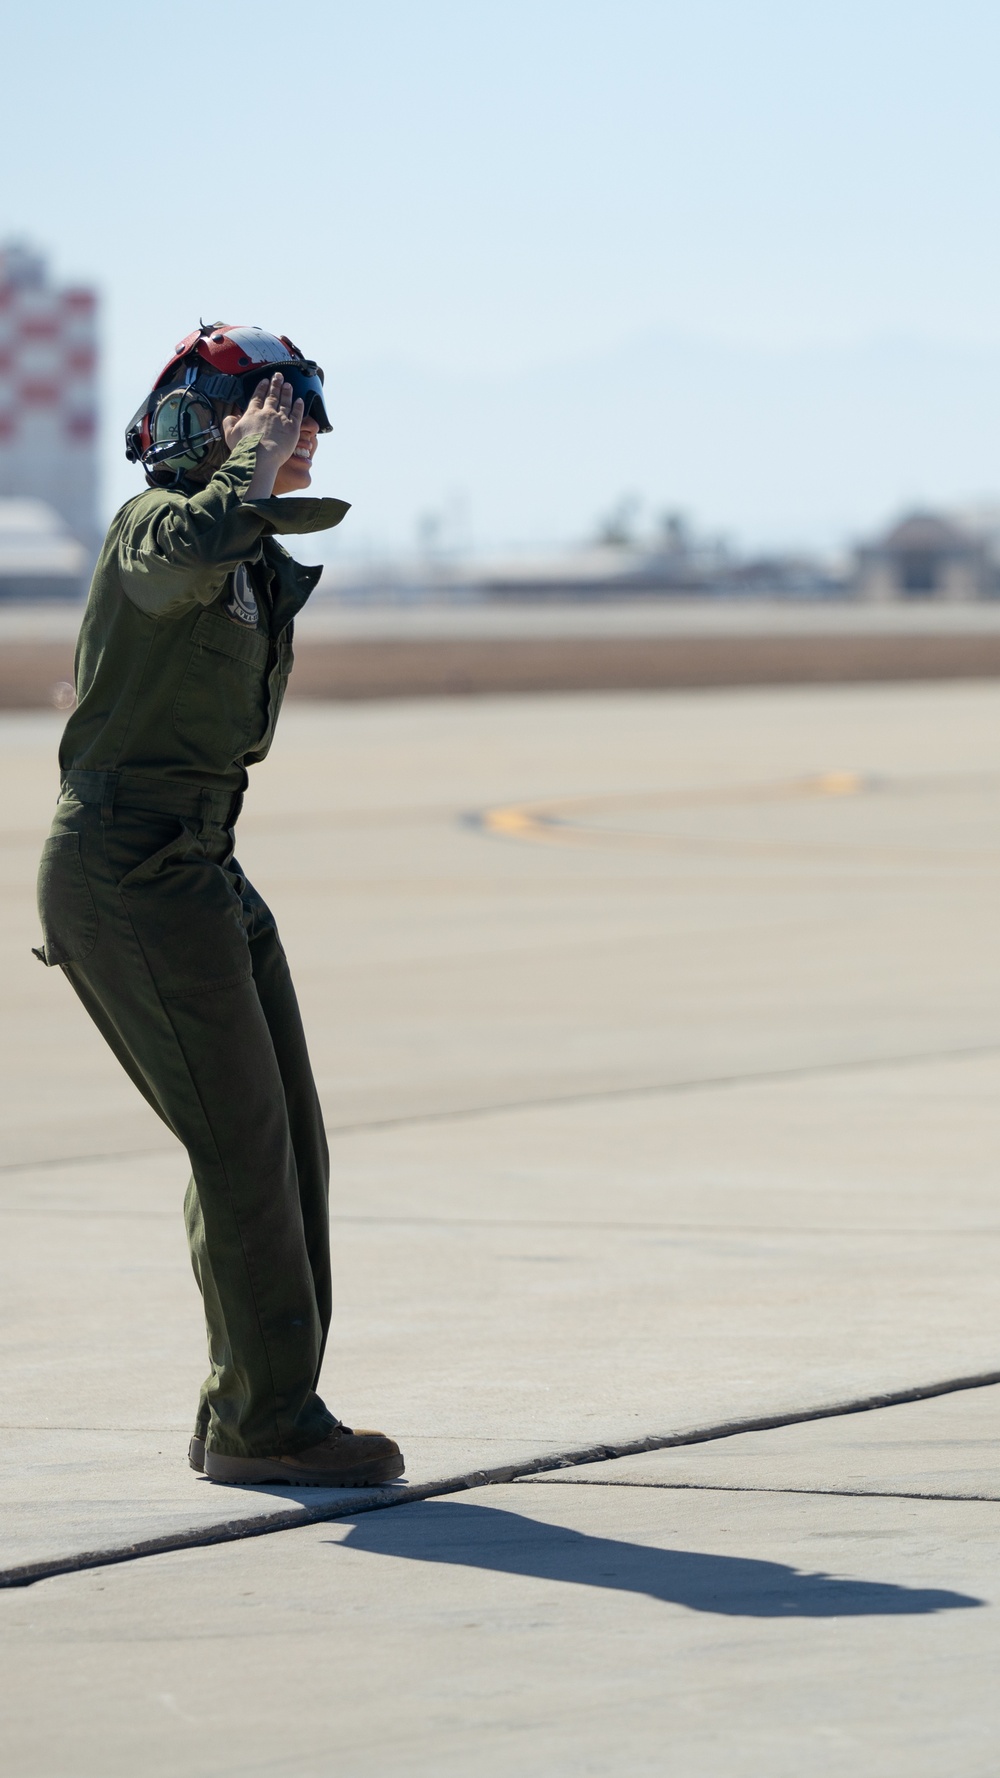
<box><xmin>531</xmin><ymin>1480</ymin><xmax>1000</xmax><ymax>1503</ymax></box>
<box><xmin>7</xmin><ymin>1035</ymin><xmax>1000</xmax><ymax>1183</ymax></box>
<box><xmin>4</xmin><ymin>1364</ymin><xmax>1000</xmax><ymax>1592</ymax></box>
<box><xmin>323</xmin><ymin>1038</ymin><xmax>1000</xmax><ymax>1140</ymax></box>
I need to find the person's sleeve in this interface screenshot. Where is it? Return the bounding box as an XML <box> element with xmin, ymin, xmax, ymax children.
<box><xmin>117</xmin><ymin>439</ymin><xmax>271</xmax><ymax>617</ymax></box>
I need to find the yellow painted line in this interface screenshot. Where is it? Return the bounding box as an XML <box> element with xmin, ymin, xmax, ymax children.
<box><xmin>810</xmin><ymin>770</ymin><xmax>865</xmax><ymax>798</ymax></box>
<box><xmin>480</xmin><ymin>772</ymin><xmax>870</xmax><ymax>846</ymax></box>
<box><xmin>481</xmin><ymin>803</ymin><xmax>551</xmax><ymax>839</ymax></box>
<box><xmin>480</xmin><ymin>795</ymin><xmax>588</xmax><ymax>840</ymax></box>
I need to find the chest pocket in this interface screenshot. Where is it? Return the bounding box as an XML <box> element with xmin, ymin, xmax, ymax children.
<box><xmin>172</xmin><ymin>607</ymin><xmax>271</xmax><ymax>764</ymax></box>
<box><xmin>245</xmin><ymin>637</ymin><xmax>295</xmax><ymax>765</ymax></box>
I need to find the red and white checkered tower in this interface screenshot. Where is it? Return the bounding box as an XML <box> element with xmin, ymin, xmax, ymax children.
<box><xmin>0</xmin><ymin>242</ymin><xmax>98</xmax><ymax>548</ymax></box>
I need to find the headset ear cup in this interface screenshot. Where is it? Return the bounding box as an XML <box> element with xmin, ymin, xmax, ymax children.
<box><xmin>142</xmin><ymin>385</ymin><xmax>222</xmax><ymax>482</ymax></box>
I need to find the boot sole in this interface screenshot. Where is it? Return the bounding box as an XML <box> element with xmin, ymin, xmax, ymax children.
<box><xmin>203</xmin><ymin>1449</ymin><xmax>405</xmax><ymax>1487</ymax></box>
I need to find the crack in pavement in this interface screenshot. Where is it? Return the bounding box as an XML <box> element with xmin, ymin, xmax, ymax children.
<box><xmin>3</xmin><ymin>1366</ymin><xmax>1000</xmax><ymax>1592</ymax></box>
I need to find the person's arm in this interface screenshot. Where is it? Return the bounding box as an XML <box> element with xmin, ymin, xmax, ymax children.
<box><xmin>117</xmin><ymin>375</ymin><xmax>306</xmax><ymax>618</ymax></box>
<box><xmin>222</xmin><ymin>372</ymin><xmax>305</xmax><ymax>500</ymax></box>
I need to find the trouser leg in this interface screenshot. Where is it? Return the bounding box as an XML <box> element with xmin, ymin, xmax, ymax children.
<box><xmin>186</xmin><ymin>914</ymin><xmax>331</xmax><ymax>1444</ymax></box>
<box><xmin>185</xmin><ymin>1172</ymin><xmax>228</xmax><ymax>1441</ymax></box>
<box><xmin>63</xmin><ymin>965</ymin><xmax>178</xmax><ymax>1137</ymax></box>
<box><xmin>54</xmin><ymin>808</ymin><xmax>336</xmax><ymax>1458</ymax></box>
<box><xmin>247</xmin><ymin>915</ymin><xmax>332</xmax><ymax>1372</ymax></box>
<box><xmin>65</xmin><ymin>969</ymin><xmax>231</xmax><ymax>1445</ymax></box>
<box><xmin>67</xmin><ymin>959</ymin><xmax>334</xmax><ymax>1455</ymax></box>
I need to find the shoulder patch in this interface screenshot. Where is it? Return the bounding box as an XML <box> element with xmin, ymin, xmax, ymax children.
<box><xmin>222</xmin><ymin>563</ymin><xmax>259</xmax><ymax>628</ymax></box>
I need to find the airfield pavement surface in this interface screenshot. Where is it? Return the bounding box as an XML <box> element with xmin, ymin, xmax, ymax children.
<box><xmin>3</xmin><ymin>682</ymin><xmax>1000</xmax><ymax>1773</ymax></box>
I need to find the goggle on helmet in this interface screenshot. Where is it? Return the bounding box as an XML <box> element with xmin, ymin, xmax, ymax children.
<box><xmin>125</xmin><ymin>323</ymin><xmax>332</xmax><ymax>485</ymax></box>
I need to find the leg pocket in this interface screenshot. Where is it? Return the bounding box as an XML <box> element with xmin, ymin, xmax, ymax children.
<box><xmin>119</xmin><ymin>844</ymin><xmax>252</xmax><ymax>998</ymax></box>
<box><xmin>35</xmin><ymin>832</ymin><xmax>98</xmax><ymax>966</ymax></box>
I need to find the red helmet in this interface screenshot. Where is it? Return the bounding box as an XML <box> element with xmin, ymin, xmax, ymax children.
<box><xmin>125</xmin><ymin>322</ymin><xmax>332</xmax><ymax>485</ymax></box>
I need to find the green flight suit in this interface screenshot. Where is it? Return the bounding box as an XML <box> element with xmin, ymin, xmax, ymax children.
<box><xmin>34</xmin><ymin>437</ymin><xmax>350</xmax><ymax>1459</ymax></box>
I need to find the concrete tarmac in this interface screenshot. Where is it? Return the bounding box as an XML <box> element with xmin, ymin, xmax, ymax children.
<box><xmin>3</xmin><ymin>683</ymin><xmax>1000</xmax><ymax>1770</ymax></box>
<box><xmin>3</xmin><ymin>1395</ymin><xmax>1000</xmax><ymax>1776</ymax></box>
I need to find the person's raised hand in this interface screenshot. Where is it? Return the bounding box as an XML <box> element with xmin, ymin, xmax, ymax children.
<box><xmin>222</xmin><ymin>372</ymin><xmax>306</xmax><ymax>498</ymax></box>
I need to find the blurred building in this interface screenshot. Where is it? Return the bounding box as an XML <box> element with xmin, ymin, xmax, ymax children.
<box><xmin>0</xmin><ymin>241</ymin><xmax>97</xmax><ymax>597</ymax></box>
<box><xmin>0</xmin><ymin>498</ymin><xmax>88</xmax><ymax>601</ymax></box>
<box><xmin>855</xmin><ymin>511</ymin><xmax>995</xmax><ymax>601</ymax></box>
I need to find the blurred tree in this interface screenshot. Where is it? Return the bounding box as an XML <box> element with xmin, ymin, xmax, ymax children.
<box><xmin>594</xmin><ymin>494</ymin><xmax>641</xmax><ymax>549</ymax></box>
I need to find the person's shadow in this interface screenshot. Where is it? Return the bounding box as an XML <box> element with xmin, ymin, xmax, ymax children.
<box><xmin>328</xmin><ymin>1498</ymin><xmax>983</xmax><ymax>1619</ymax></box>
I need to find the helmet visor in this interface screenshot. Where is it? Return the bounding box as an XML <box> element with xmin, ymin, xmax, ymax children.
<box><xmin>236</xmin><ymin>363</ymin><xmax>331</xmax><ymax>431</ymax></box>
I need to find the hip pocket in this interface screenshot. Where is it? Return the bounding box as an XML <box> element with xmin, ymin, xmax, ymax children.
<box><xmin>118</xmin><ymin>847</ymin><xmax>252</xmax><ymax>998</ymax></box>
<box><xmin>35</xmin><ymin>832</ymin><xmax>98</xmax><ymax>966</ymax></box>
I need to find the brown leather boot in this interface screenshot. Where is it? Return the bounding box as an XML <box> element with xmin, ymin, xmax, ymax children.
<box><xmin>203</xmin><ymin>1424</ymin><xmax>404</xmax><ymax>1487</ymax></box>
<box><xmin>188</xmin><ymin>1434</ymin><xmax>206</xmax><ymax>1473</ymax></box>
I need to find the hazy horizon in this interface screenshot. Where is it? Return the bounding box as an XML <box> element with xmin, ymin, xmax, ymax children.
<box><xmin>250</xmin><ymin>327</ymin><xmax>1000</xmax><ymax>565</ymax></box>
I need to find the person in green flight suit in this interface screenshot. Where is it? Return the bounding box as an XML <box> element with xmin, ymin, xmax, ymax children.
<box><xmin>34</xmin><ymin>323</ymin><xmax>404</xmax><ymax>1488</ymax></box>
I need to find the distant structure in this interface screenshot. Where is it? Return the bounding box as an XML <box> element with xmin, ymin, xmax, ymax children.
<box><xmin>476</xmin><ymin>515</ymin><xmax>842</xmax><ymax>602</ymax></box>
<box><xmin>0</xmin><ymin>499</ymin><xmax>87</xmax><ymax>601</ymax></box>
<box><xmin>0</xmin><ymin>241</ymin><xmax>97</xmax><ymax>598</ymax></box>
<box><xmin>855</xmin><ymin>512</ymin><xmax>995</xmax><ymax>601</ymax></box>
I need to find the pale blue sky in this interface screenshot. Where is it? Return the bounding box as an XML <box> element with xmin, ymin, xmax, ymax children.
<box><xmin>5</xmin><ymin>0</ymin><xmax>1000</xmax><ymax>549</ymax></box>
